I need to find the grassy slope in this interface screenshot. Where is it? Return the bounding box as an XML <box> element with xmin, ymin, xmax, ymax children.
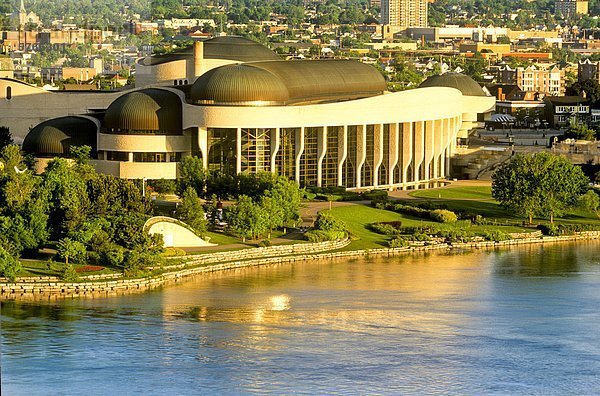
<box><xmin>409</xmin><ymin>186</ymin><xmax>600</xmax><ymax>226</ymax></box>
<box><xmin>328</xmin><ymin>186</ymin><xmax>600</xmax><ymax>250</ymax></box>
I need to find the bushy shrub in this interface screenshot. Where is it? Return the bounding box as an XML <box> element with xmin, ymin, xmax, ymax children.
<box><xmin>340</xmin><ymin>192</ymin><xmax>363</xmax><ymax>201</ymax></box>
<box><xmin>0</xmin><ymin>246</ymin><xmax>21</xmax><ymax>282</ymax></box>
<box><xmin>393</xmin><ymin>203</ymin><xmax>430</xmax><ymax>219</ymax></box>
<box><xmin>537</xmin><ymin>223</ymin><xmax>560</xmax><ymax>236</ymax></box>
<box><xmin>258</xmin><ymin>239</ymin><xmax>272</xmax><ymax>247</ymax></box>
<box><xmin>147</xmin><ymin>179</ymin><xmax>177</xmax><ymax>194</ymax></box>
<box><xmin>362</xmin><ymin>190</ymin><xmax>388</xmax><ymax>202</ymax></box>
<box><xmin>314</xmin><ymin>211</ymin><xmax>347</xmax><ymax>233</ymax></box>
<box><xmin>315</xmin><ymin>194</ymin><xmax>344</xmax><ymax>202</ymax></box>
<box><xmin>400</xmin><ymin>225</ymin><xmax>439</xmax><ymax>235</ymax></box>
<box><xmin>430</xmin><ymin>209</ymin><xmax>458</xmax><ymax>223</ymax></box>
<box><xmin>302</xmin><ymin>190</ymin><xmax>317</xmax><ymax>200</ymax></box>
<box><xmin>60</xmin><ymin>263</ymin><xmax>79</xmax><ymax>282</ymax></box>
<box><xmin>414</xmin><ymin>201</ymin><xmax>448</xmax><ymax>210</ymax></box>
<box><xmin>162</xmin><ymin>247</ymin><xmax>187</xmax><ymax>257</ymax></box>
<box><xmin>388</xmin><ymin>237</ymin><xmax>409</xmax><ymax>248</ymax></box>
<box><xmin>369</xmin><ymin>222</ymin><xmax>403</xmax><ymax>235</ymax></box>
<box><xmin>437</xmin><ymin>229</ymin><xmax>474</xmax><ymax>243</ymax></box>
<box><xmin>305</xmin><ymin>230</ymin><xmax>345</xmax><ymax>242</ymax></box>
<box><xmin>482</xmin><ymin>230</ymin><xmax>512</xmax><ymax>242</ymax></box>
<box><xmin>411</xmin><ymin>232</ymin><xmax>431</xmax><ymax>242</ymax></box>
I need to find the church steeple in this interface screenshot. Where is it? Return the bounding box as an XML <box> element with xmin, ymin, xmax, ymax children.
<box><xmin>19</xmin><ymin>0</ymin><xmax>25</xmax><ymax>13</ymax></box>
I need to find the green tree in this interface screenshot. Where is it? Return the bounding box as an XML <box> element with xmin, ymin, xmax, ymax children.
<box><xmin>493</xmin><ymin>152</ymin><xmax>589</xmax><ymax>223</ymax></box>
<box><xmin>41</xmin><ymin>158</ymin><xmax>90</xmax><ymax>238</ymax></box>
<box><xmin>0</xmin><ymin>145</ymin><xmax>49</xmax><ymax>253</ymax></box>
<box><xmin>176</xmin><ymin>187</ymin><xmax>207</xmax><ymax>235</ymax></box>
<box><xmin>0</xmin><ymin>245</ymin><xmax>22</xmax><ymax>282</ymax></box>
<box><xmin>57</xmin><ymin>237</ymin><xmax>87</xmax><ymax>266</ymax></box>
<box><xmin>579</xmin><ymin>190</ymin><xmax>600</xmax><ymax>218</ymax></box>
<box><xmin>177</xmin><ymin>156</ymin><xmax>206</xmax><ymax>197</ymax></box>
<box><xmin>227</xmin><ymin>195</ymin><xmax>268</xmax><ymax>242</ymax></box>
<box><xmin>565</xmin><ymin>120</ymin><xmax>596</xmax><ymax>141</ymax></box>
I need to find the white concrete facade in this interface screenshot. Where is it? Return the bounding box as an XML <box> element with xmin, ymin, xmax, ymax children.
<box><xmin>91</xmin><ymin>86</ymin><xmax>492</xmax><ymax>190</ymax></box>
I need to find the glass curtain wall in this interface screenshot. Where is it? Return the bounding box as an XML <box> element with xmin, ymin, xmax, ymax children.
<box><xmin>275</xmin><ymin>128</ymin><xmax>298</xmax><ymax>180</ymax></box>
<box><xmin>207</xmin><ymin>128</ymin><xmax>237</xmax><ymax>175</ymax></box>
<box><xmin>378</xmin><ymin>124</ymin><xmax>389</xmax><ymax>186</ymax></box>
<box><xmin>323</xmin><ymin>126</ymin><xmax>342</xmax><ymax>187</ymax></box>
<box><xmin>362</xmin><ymin>125</ymin><xmax>374</xmax><ymax>187</ymax></box>
<box><xmin>241</xmin><ymin>128</ymin><xmax>271</xmax><ymax>173</ymax></box>
<box><xmin>300</xmin><ymin>127</ymin><xmax>320</xmax><ymax>187</ymax></box>
<box><xmin>393</xmin><ymin>123</ymin><xmax>402</xmax><ymax>185</ymax></box>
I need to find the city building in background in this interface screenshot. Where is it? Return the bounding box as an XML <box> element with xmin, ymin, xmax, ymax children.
<box><xmin>555</xmin><ymin>0</ymin><xmax>589</xmax><ymax>17</ymax></box>
<box><xmin>381</xmin><ymin>0</ymin><xmax>428</xmax><ymax>28</ymax></box>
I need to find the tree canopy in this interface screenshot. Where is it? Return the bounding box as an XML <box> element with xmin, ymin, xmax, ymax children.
<box><xmin>492</xmin><ymin>152</ymin><xmax>589</xmax><ymax>223</ymax></box>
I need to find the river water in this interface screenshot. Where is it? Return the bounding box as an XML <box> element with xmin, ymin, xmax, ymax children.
<box><xmin>2</xmin><ymin>242</ymin><xmax>600</xmax><ymax>395</ymax></box>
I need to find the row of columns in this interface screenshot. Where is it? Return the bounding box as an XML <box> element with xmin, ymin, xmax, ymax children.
<box><xmin>198</xmin><ymin>116</ymin><xmax>461</xmax><ymax>190</ymax></box>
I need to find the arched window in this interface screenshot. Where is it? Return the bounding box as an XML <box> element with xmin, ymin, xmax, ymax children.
<box><xmin>6</xmin><ymin>86</ymin><xmax>12</xmax><ymax>100</ymax></box>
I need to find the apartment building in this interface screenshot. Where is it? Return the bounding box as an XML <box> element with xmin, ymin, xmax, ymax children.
<box><xmin>381</xmin><ymin>0</ymin><xmax>428</xmax><ymax>28</ymax></box>
<box><xmin>516</xmin><ymin>65</ymin><xmax>564</xmax><ymax>96</ymax></box>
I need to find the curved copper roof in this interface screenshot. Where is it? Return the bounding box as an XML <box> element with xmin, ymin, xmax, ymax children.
<box><xmin>104</xmin><ymin>88</ymin><xmax>182</xmax><ymax>133</ymax></box>
<box><xmin>419</xmin><ymin>72</ymin><xmax>488</xmax><ymax>97</ymax></box>
<box><xmin>139</xmin><ymin>36</ymin><xmax>280</xmax><ymax>67</ymax></box>
<box><xmin>22</xmin><ymin>116</ymin><xmax>98</xmax><ymax>157</ymax></box>
<box><xmin>190</xmin><ymin>60</ymin><xmax>387</xmax><ymax>105</ymax></box>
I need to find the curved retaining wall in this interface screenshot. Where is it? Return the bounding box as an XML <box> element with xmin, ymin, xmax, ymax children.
<box><xmin>2</xmin><ymin>233</ymin><xmax>600</xmax><ymax>299</ymax></box>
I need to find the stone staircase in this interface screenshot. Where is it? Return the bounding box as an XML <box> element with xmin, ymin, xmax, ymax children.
<box><xmin>452</xmin><ymin>148</ymin><xmax>511</xmax><ymax>180</ymax></box>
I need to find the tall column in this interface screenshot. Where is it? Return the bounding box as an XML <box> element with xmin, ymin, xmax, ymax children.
<box><xmin>356</xmin><ymin>125</ymin><xmax>366</xmax><ymax>189</ymax></box>
<box><xmin>401</xmin><ymin>122</ymin><xmax>413</xmax><ymax>189</ymax></box>
<box><xmin>413</xmin><ymin>121</ymin><xmax>425</xmax><ymax>187</ymax></box>
<box><xmin>432</xmin><ymin>119</ymin><xmax>443</xmax><ymax>179</ymax></box>
<box><xmin>373</xmin><ymin>124</ymin><xmax>384</xmax><ymax>188</ymax></box>
<box><xmin>424</xmin><ymin>120</ymin><xmax>435</xmax><ymax>182</ymax></box>
<box><xmin>236</xmin><ymin>127</ymin><xmax>242</xmax><ymax>174</ymax></box>
<box><xmin>317</xmin><ymin>127</ymin><xmax>327</xmax><ymax>187</ymax></box>
<box><xmin>270</xmin><ymin>127</ymin><xmax>280</xmax><ymax>174</ymax></box>
<box><xmin>198</xmin><ymin>127</ymin><xmax>208</xmax><ymax>170</ymax></box>
<box><xmin>338</xmin><ymin>125</ymin><xmax>348</xmax><ymax>187</ymax></box>
<box><xmin>388</xmin><ymin>123</ymin><xmax>399</xmax><ymax>187</ymax></box>
<box><xmin>295</xmin><ymin>127</ymin><xmax>305</xmax><ymax>184</ymax></box>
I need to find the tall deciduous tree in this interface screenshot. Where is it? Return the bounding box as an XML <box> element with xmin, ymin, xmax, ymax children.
<box><xmin>226</xmin><ymin>195</ymin><xmax>268</xmax><ymax>242</ymax></box>
<box><xmin>492</xmin><ymin>152</ymin><xmax>589</xmax><ymax>223</ymax></box>
<box><xmin>176</xmin><ymin>187</ymin><xmax>207</xmax><ymax>235</ymax></box>
<box><xmin>177</xmin><ymin>156</ymin><xmax>206</xmax><ymax>197</ymax></box>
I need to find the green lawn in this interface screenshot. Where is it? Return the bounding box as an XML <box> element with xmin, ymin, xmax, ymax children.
<box><xmin>328</xmin><ymin>204</ymin><xmax>532</xmax><ymax>250</ymax></box>
<box><xmin>408</xmin><ymin>186</ymin><xmax>600</xmax><ymax>227</ymax></box>
<box><xmin>18</xmin><ymin>260</ymin><xmax>119</xmax><ymax>277</ymax></box>
<box><xmin>410</xmin><ymin>186</ymin><xmax>493</xmax><ymax>200</ymax></box>
<box><xmin>328</xmin><ymin>205</ymin><xmax>405</xmax><ymax>249</ymax></box>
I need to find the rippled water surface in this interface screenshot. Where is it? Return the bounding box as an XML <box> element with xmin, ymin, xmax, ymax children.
<box><xmin>2</xmin><ymin>242</ymin><xmax>600</xmax><ymax>395</ymax></box>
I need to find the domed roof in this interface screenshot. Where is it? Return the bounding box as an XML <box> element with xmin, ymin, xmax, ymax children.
<box><xmin>190</xmin><ymin>60</ymin><xmax>386</xmax><ymax>106</ymax></box>
<box><xmin>419</xmin><ymin>72</ymin><xmax>488</xmax><ymax>97</ymax></box>
<box><xmin>139</xmin><ymin>36</ymin><xmax>280</xmax><ymax>67</ymax></box>
<box><xmin>191</xmin><ymin>64</ymin><xmax>290</xmax><ymax>105</ymax></box>
<box><xmin>22</xmin><ymin>116</ymin><xmax>98</xmax><ymax>157</ymax></box>
<box><xmin>104</xmin><ymin>88</ymin><xmax>182</xmax><ymax>133</ymax></box>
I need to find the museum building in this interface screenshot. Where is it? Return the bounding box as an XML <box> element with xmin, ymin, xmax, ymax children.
<box><xmin>11</xmin><ymin>37</ymin><xmax>495</xmax><ymax>190</ymax></box>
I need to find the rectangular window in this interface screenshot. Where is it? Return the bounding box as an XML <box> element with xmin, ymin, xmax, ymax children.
<box><xmin>275</xmin><ymin>128</ymin><xmax>298</xmax><ymax>180</ymax></box>
<box><xmin>322</xmin><ymin>126</ymin><xmax>342</xmax><ymax>187</ymax></box>
<box><xmin>207</xmin><ymin>128</ymin><xmax>237</xmax><ymax>175</ymax></box>
<box><xmin>300</xmin><ymin>127</ymin><xmax>320</xmax><ymax>187</ymax></box>
<box><xmin>106</xmin><ymin>151</ymin><xmax>129</xmax><ymax>161</ymax></box>
<box><xmin>241</xmin><ymin>128</ymin><xmax>271</xmax><ymax>173</ymax></box>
